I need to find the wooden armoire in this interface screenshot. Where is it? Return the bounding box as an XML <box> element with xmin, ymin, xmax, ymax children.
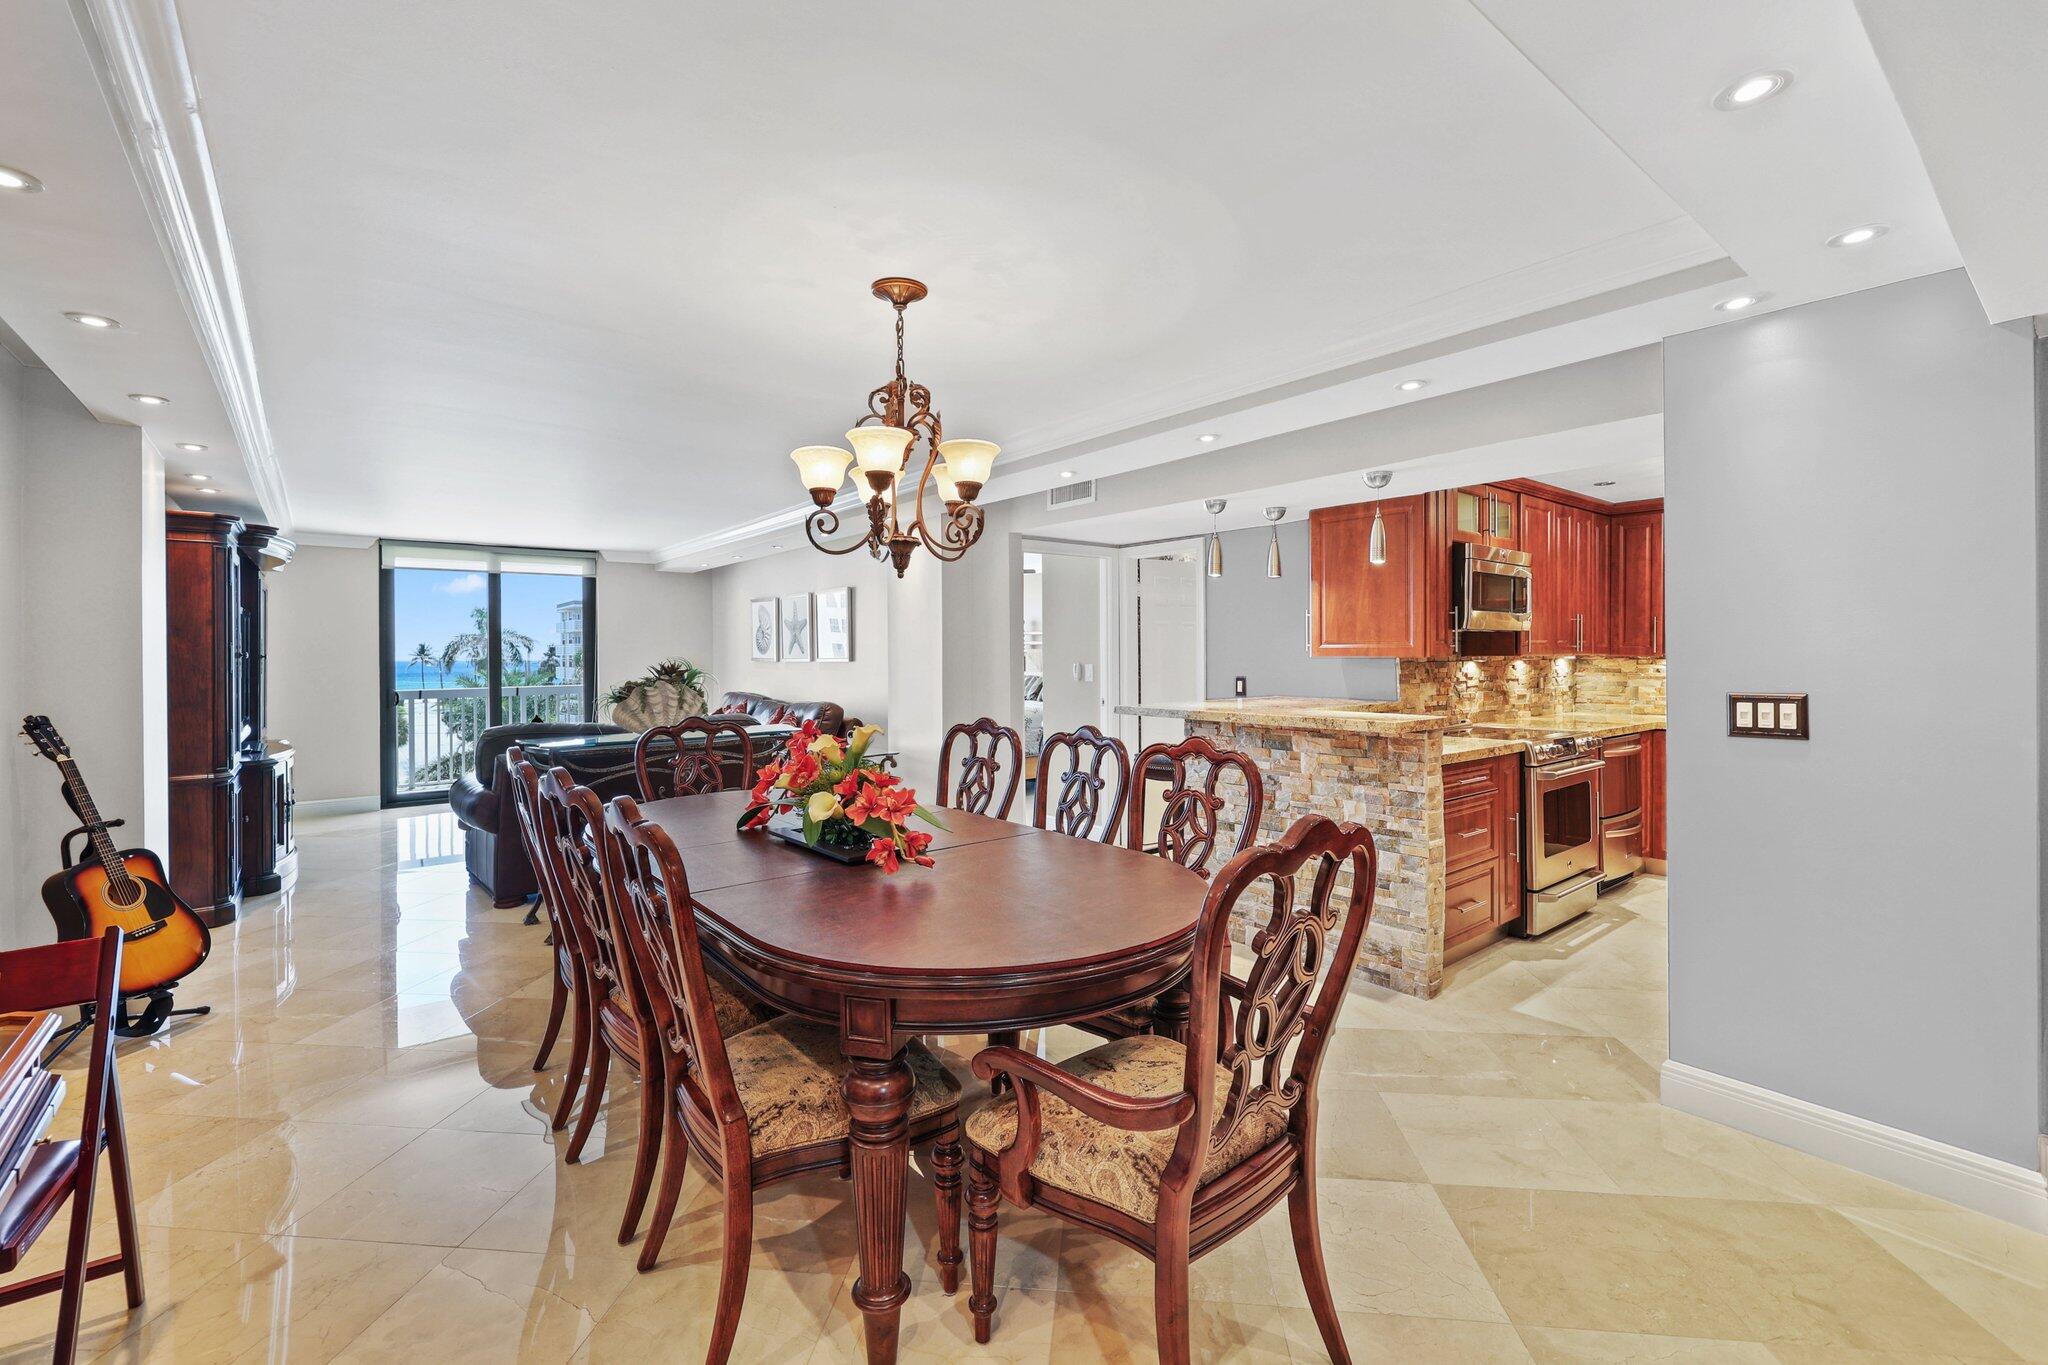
<box><xmin>166</xmin><ymin>511</ymin><xmax>298</xmax><ymax>923</ymax></box>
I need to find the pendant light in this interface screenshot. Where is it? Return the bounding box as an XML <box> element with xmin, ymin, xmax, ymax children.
<box><xmin>1264</xmin><ymin>506</ymin><xmax>1285</xmax><ymax>577</ymax></box>
<box><xmin>1205</xmin><ymin>499</ymin><xmax>1227</xmax><ymax>577</ymax></box>
<box><xmin>1363</xmin><ymin>471</ymin><xmax>1392</xmax><ymax>566</ymax></box>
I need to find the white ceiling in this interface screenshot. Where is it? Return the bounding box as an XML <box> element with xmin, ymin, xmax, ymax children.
<box><xmin>2</xmin><ymin>0</ymin><xmax>2035</xmax><ymax>559</ymax></box>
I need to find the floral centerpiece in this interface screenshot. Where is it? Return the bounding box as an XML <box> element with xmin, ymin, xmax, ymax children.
<box><xmin>738</xmin><ymin>721</ymin><xmax>945</xmax><ymax>872</ymax></box>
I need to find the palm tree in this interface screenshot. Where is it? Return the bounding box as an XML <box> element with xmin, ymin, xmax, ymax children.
<box><xmin>408</xmin><ymin>643</ymin><xmax>438</xmax><ymax>689</ymax></box>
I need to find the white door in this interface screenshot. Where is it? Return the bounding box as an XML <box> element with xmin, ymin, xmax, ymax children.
<box><xmin>1119</xmin><ymin>542</ymin><xmax>1204</xmax><ymax>754</ymax></box>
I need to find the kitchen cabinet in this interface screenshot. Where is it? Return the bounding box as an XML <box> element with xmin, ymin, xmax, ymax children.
<box><xmin>1443</xmin><ymin>753</ymin><xmax>1522</xmax><ymax>959</ymax></box>
<box><xmin>1309</xmin><ymin>494</ymin><xmax>1449</xmax><ymax>659</ymax></box>
<box><xmin>1521</xmin><ymin>494</ymin><xmax>1609</xmax><ymax>654</ymax></box>
<box><xmin>1449</xmin><ymin>485</ymin><xmax>1518</xmax><ymax>548</ymax></box>
<box><xmin>1597</xmin><ymin>733</ymin><xmax>1645</xmax><ymax>882</ymax></box>
<box><xmin>1608</xmin><ymin>510</ymin><xmax>1664</xmax><ymax>656</ymax></box>
<box><xmin>1643</xmin><ymin>729</ymin><xmax>1666</xmax><ymax>865</ymax></box>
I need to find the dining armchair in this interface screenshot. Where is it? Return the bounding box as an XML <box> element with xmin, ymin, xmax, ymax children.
<box><xmin>1079</xmin><ymin>734</ymin><xmax>1266</xmax><ymax>1040</ymax></box>
<box><xmin>1030</xmin><ymin>725</ymin><xmax>1131</xmax><ymax>842</ymax></box>
<box><xmin>601</xmin><ymin>796</ymin><xmax>967</xmax><ymax>1357</ymax></box>
<box><xmin>965</xmin><ymin>814</ymin><xmax>1377</xmax><ymax>1365</ymax></box>
<box><xmin>506</xmin><ymin>748</ymin><xmax>577</xmax><ymax>1125</ymax></box>
<box><xmin>633</xmin><ymin>717</ymin><xmax>757</xmax><ymax>801</ymax></box>
<box><xmin>936</xmin><ymin>718</ymin><xmax>1023</xmax><ymax>819</ymax></box>
<box><xmin>532</xmin><ymin>767</ymin><xmax>778</xmax><ymax>1247</ymax></box>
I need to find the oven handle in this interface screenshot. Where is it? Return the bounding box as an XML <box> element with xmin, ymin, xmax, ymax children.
<box><xmin>1530</xmin><ymin>760</ymin><xmax>1605</xmax><ymax>782</ymax></box>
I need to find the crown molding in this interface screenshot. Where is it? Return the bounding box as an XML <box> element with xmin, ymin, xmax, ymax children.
<box><xmin>291</xmin><ymin>530</ymin><xmax>376</xmax><ymax>550</ymax></box>
<box><xmin>652</xmin><ymin>492</ymin><xmax>871</xmax><ymax>571</ymax></box>
<box><xmin>69</xmin><ymin>0</ymin><xmax>292</xmax><ymax>530</ymax></box>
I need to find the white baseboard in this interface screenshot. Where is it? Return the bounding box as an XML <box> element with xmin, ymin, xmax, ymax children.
<box><xmin>1662</xmin><ymin>1060</ymin><xmax>2048</xmax><ymax>1233</ymax></box>
<box><xmin>295</xmin><ymin>796</ymin><xmax>381</xmax><ymax>816</ymax></box>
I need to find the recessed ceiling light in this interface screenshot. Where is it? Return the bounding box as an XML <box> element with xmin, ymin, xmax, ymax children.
<box><xmin>770</xmin><ymin>544</ymin><xmax>782</xmax><ymax>550</ymax></box>
<box><xmin>1058</xmin><ymin>470</ymin><xmax>1076</xmax><ymax>480</ymax></box>
<box><xmin>1716</xmin><ymin>294</ymin><xmax>1762</xmax><ymax>312</ymax></box>
<box><xmin>188</xmin><ymin>473</ymin><xmax>211</xmax><ymax>482</ymax></box>
<box><xmin>197</xmin><ymin>487</ymin><xmax>221</xmax><ymax>497</ymax></box>
<box><xmin>1593</xmin><ymin>480</ymin><xmax>1616</xmax><ymax>487</ymax></box>
<box><xmin>1826</xmin><ymin>225</ymin><xmax>1887</xmax><ymax>248</ymax></box>
<box><xmin>1196</xmin><ymin>433</ymin><xmax>1220</xmax><ymax>444</ymax></box>
<box><xmin>128</xmin><ymin>393</ymin><xmax>170</xmax><ymax>406</ymax></box>
<box><xmin>0</xmin><ymin>165</ymin><xmax>45</xmax><ymax>193</ymax></box>
<box><xmin>175</xmin><ymin>442</ymin><xmax>207</xmax><ymax>452</ymax></box>
<box><xmin>1712</xmin><ymin>69</ymin><xmax>1791</xmax><ymax>110</ymax></box>
<box><xmin>1396</xmin><ymin>379</ymin><xmax>1428</xmax><ymax>392</ymax></box>
<box><xmin>65</xmin><ymin>312</ymin><xmax>120</xmax><ymax>329</ymax></box>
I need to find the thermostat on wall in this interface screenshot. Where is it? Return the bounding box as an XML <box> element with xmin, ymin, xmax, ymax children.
<box><xmin>1728</xmin><ymin>693</ymin><xmax>1808</xmax><ymax>739</ymax></box>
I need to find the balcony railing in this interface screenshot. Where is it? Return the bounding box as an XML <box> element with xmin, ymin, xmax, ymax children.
<box><xmin>391</xmin><ymin>684</ymin><xmax>586</xmax><ymax>795</ymax></box>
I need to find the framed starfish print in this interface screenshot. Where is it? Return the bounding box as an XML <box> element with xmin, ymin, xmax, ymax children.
<box><xmin>779</xmin><ymin>592</ymin><xmax>813</xmax><ymax>662</ymax></box>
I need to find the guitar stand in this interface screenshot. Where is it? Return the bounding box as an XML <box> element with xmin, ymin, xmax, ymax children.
<box><xmin>43</xmin><ymin>819</ymin><xmax>213</xmax><ymax>1065</ymax></box>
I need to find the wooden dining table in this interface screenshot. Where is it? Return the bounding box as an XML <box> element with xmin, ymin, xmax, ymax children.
<box><xmin>637</xmin><ymin>789</ymin><xmax>1209</xmax><ymax>1364</ymax></box>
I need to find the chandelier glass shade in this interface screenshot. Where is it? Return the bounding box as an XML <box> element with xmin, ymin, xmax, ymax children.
<box><xmin>789</xmin><ymin>278</ymin><xmax>995</xmax><ymax>577</ymax></box>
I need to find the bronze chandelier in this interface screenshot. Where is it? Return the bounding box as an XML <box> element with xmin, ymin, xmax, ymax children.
<box><xmin>788</xmin><ymin>277</ymin><xmax>997</xmax><ymax>578</ymax></box>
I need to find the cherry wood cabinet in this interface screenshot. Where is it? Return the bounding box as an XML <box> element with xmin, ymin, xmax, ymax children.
<box><xmin>1448</xmin><ymin>485</ymin><xmax>1518</xmax><ymax>549</ymax></box>
<box><xmin>1308</xmin><ymin>494</ymin><xmax>1450</xmax><ymax>658</ymax></box>
<box><xmin>1608</xmin><ymin>510</ymin><xmax>1664</xmax><ymax>656</ymax></box>
<box><xmin>167</xmin><ymin>512</ymin><xmax>296</xmax><ymax>923</ymax></box>
<box><xmin>1570</xmin><ymin>506</ymin><xmax>1609</xmax><ymax>654</ymax></box>
<box><xmin>1519</xmin><ymin>495</ymin><xmax>1572</xmax><ymax>654</ymax></box>
<box><xmin>1643</xmin><ymin>729</ymin><xmax>1667</xmax><ymax>864</ymax></box>
<box><xmin>1443</xmin><ymin>753</ymin><xmax>1522</xmax><ymax>960</ymax></box>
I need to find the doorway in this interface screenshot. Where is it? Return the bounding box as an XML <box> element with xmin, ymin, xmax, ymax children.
<box><xmin>1117</xmin><ymin>540</ymin><xmax>1205</xmax><ymax>753</ymax></box>
<box><xmin>1021</xmin><ymin>542</ymin><xmax>1116</xmax><ymax>783</ymax></box>
<box><xmin>379</xmin><ymin>542</ymin><xmax>598</xmax><ymax>805</ymax></box>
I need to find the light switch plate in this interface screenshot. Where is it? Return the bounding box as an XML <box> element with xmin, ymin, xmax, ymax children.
<box><xmin>1728</xmin><ymin>693</ymin><xmax>1810</xmax><ymax>740</ymax></box>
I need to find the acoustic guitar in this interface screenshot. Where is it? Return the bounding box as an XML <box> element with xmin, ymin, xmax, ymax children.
<box><xmin>21</xmin><ymin>715</ymin><xmax>212</xmax><ymax>994</ymax></box>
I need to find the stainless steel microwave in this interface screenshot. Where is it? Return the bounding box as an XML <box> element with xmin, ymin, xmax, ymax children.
<box><xmin>1453</xmin><ymin>543</ymin><xmax>1532</xmax><ymax>632</ymax></box>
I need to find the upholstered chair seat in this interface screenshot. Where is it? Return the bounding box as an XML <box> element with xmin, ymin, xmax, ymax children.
<box><xmin>706</xmin><ymin>966</ymin><xmax>781</xmax><ymax>1038</ymax></box>
<box><xmin>722</xmin><ymin>1019</ymin><xmax>961</xmax><ymax>1157</ymax></box>
<box><xmin>963</xmin><ymin>1034</ymin><xmax>1287</xmax><ymax>1221</ymax></box>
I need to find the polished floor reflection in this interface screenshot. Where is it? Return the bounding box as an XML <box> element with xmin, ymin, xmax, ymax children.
<box><xmin>6</xmin><ymin>808</ymin><xmax>2044</xmax><ymax>1362</ymax></box>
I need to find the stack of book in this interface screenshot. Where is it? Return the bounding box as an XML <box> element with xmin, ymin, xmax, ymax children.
<box><xmin>0</xmin><ymin>1013</ymin><xmax>65</xmax><ymax>1209</ymax></box>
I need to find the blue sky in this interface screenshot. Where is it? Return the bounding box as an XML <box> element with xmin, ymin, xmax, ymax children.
<box><xmin>389</xmin><ymin>568</ymin><xmax>582</xmax><ymax>668</ymax></box>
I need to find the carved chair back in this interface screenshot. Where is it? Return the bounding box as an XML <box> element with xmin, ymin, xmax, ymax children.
<box><xmin>937</xmin><ymin>717</ymin><xmax>1023</xmax><ymax>818</ymax></box>
<box><xmin>1030</xmin><ymin>726</ymin><xmax>1131</xmax><ymax>842</ymax></box>
<box><xmin>508</xmin><ymin>748</ymin><xmax>577</xmax><ymax>963</ymax></box>
<box><xmin>634</xmin><ymin>717</ymin><xmax>757</xmax><ymax>801</ymax></box>
<box><xmin>601</xmin><ymin>796</ymin><xmax>743</xmax><ymax>1145</ymax></box>
<box><xmin>1168</xmin><ymin>815</ymin><xmax>1377</xmax><ymax>1217</ymax></box>
<box><xmin>535</xmin><ymin>766</ymin><xmax>630</xmax><ymax>1004</ymax></box>
<box><xmin>1127</xmin><ymin>734</ymin><xmax>1266</xmax><ymax>877</ymax></box>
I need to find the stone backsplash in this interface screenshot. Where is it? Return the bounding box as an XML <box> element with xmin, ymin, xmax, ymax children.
<box><xmin>1192</xmin><ymin>720</ymin><xmax>1444</xmax><ymax>999</ymax></box>
<box><xmin>1396</xmin><ymin>655</ymin><xmax>1665</xmax><ymax>720</ymax></box>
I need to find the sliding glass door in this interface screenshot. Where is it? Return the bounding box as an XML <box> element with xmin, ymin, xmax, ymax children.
<box><xmin>380</xmin><ymin>543</ymin><xmax>597</xmax><ymax>805</ymax></box>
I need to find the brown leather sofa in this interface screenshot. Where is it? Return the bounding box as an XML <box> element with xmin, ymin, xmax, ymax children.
<box><xmin>707</xmin><ymin>690</ymin><xmax>859</xmax><ymax>736</ymax></box>
<box><xmin>449</xmin><ymin>720</ymin><xmax>625</xmax><ymax>906</ymax></box>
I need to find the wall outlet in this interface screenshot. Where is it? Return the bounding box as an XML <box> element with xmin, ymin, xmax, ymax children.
<box><xmin>1234</xmin><ymin>676</ymin><xmax>1247</xmax><ymax>697</ymax></box>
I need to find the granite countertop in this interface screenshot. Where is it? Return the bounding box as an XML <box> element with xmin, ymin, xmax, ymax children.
<box><xmin>1443</xmin><ymin>711</ymin><xmax>1666</xmax><ymax>763</ymax></box>
<box><xmin>1114</xmin><ymin>698</ymin><xmax>1449</xmax><ymax>736</ymax></box>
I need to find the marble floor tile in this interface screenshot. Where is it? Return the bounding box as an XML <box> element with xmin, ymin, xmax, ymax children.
<box><xmin>12</xmin><ymin>825</ymin><xmax>2045</xmax><ymax>1365</ymax></box>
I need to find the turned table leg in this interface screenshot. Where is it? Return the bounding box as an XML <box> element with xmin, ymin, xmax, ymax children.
<box><xmin>843</xmin><ymin>1052</ymin><xmax>914</xmax><ymax>1364</ymax></box>
<box><xmin>1151</xmin><ymin>976</ymin><xmax>1193</xmax><ymax>1043</ymax></box>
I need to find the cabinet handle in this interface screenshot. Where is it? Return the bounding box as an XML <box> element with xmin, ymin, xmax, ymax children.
<box><xmin>1452</xmin><ymin>899</ymin><xmax>1486</xmax><ymax>917</ymax></box>
<box><xmin>1457</xmin><ymin>828</ymin><xmax>1489</xmax><ymax>840</ymax></box>
<box><xmin>1652</xmin><ymin>614</ymin><xmax>1660</xmax><ymax>654</ymax></box>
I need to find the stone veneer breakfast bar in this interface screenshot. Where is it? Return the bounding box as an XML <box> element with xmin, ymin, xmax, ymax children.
<box><xmin>1118</xmin><ymin>699</ymin><xmax>1453</xmax><ymax>997</ymax></box>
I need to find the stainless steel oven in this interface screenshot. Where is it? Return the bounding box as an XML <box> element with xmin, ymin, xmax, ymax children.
<box><xmin>1453</xmin><ymin>544</ymin><xmax>1532</xmax><ymax>632</ymax></box>
<box><xmin>1520</xmin><ymin>735</ymin><xmax>1604</xmax><ymax>935</ymax></box>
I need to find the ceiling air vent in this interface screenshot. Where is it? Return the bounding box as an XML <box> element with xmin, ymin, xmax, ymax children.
<box><xmin>1047</xmin><ymin>478</ymin><xmax>1096</xmax><ymax>509</ymax></box>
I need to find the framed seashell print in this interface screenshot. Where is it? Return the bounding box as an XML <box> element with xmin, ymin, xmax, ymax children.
<box><xmin>749</xmin><ymin>597</ymin><xmax>779</xmax><ymax>661</ymax></box>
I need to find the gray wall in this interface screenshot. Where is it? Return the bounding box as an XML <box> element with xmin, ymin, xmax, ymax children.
<box><xmin>1202</xmin><ymin>522</ymin><xmax>1400</xmax><ymax>701</ymax></box>
<box><xmin>1665</xmin><ymin>270</ymin><xmax>2042</xmax><ymax>1167</ymax></box>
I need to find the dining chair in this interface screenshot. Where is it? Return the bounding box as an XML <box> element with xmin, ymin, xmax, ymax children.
<box><xmin>0</xmin><ymin>929</ymin><xmax>142</xmax><ymax>1365</ymax></box>
<box><xmin>634</xmin><ymin>717</ymin><xmax>756</xmax><ymax>801</ymax></box>
<box><xmin>601</xmin><ymin>797</ymin><xmax>967</xmax><ymax>1351</ymax></box>
<box><xmin>506</xmin><ymin>747</ymin><xmax>574</xmax><ymax>1097</ymax></box>
<box><xmin>964</xmin><ymin>814</ymin><xmax>1377</xmax><ymax>1365</ymax></box>
<box><xmin>936</xmin><ymin>718</ymin><xmax>1023</xmax><ymax>819</ymax></box>
<box><xmin>1079</xmin><ymin>734</ymin><xmax>1266</xmax><ymax>1041</ymax></box>
<box><xmin>533</xmin><ymin>767</ymin><xmax>778</xmax><ymax>1246</ymax></box>
<box><xmin>1030</xmin><ymin>725</ymin><xmax>1131</xmax><ymax>843</ymax></box>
